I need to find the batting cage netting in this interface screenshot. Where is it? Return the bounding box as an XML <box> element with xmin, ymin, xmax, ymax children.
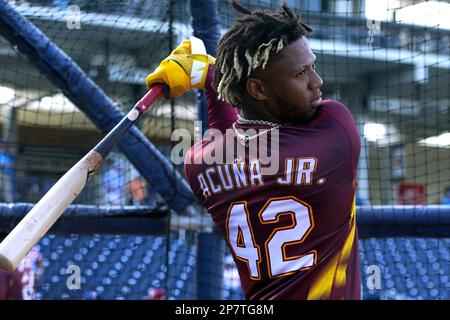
<box><xmin>0</xmin><ymin>0</ymin><xmax>448</xmax><ymax>301</ymax></box>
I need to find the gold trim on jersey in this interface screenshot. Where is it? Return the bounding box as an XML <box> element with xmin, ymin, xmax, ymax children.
<box><xmin>307</xmin><ymin>197</ymin><xmax>357</xmax><ymax>299</ymax></box>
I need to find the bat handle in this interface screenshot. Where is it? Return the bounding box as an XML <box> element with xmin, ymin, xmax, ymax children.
<box><xmin>135</xmin><ymin>85</ymin><xmax>165</xmax><ymax>114</ymax></box>
<box><xmin>94</xmin><ymin>86</ymin><xmax>164</xmax><ymax>158</ymax></box>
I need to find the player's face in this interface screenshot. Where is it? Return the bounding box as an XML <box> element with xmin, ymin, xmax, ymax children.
<box><xmin>258</xmin><ymin>36</ymin><xmax>323</xmax><ymax>124</ymax></box>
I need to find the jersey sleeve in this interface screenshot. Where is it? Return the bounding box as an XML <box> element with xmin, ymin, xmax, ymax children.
<box><xmin>323</xmin><ymin>100</ymin><xmax>361</xmax><ymax>177</ymax></box>
<box><xmin>205</xmin><ymin>65</ymin><xmax>238</xmax><ymax>133</ymax></box>
<box><xmin>183</xmin><ymin>142</ymin><xmax>204</xmax><ymax>199</ymax></box>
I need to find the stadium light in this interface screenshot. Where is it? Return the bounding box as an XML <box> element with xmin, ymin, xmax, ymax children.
<box><xmin>395</xmin><ymin>1</ymin><xmax>450</xmax><ymax>30</ymax></box>
<box><xmin>364</xmin><ymin>122</ymin><xmax>387</xmax><ymax>142</ymax></box>
<box><xmin>418</xmin><ymin>132</ymin><xmax>450</xmax><ymax>148</ymax></box>
<box><xmin>0</xmin><ymin>86</ymin><xmax>15</xmax><ymax>104</ymax></box>
<box><xmin>365</xmin><ymin>0</ymin><xmax>450</xmax><ymax>29</ymax></box>
<box><xmin>365</xmin><ymin>0</ymin><xmax>396</xmax><ymax>21</ymax></box>
<box><xmin>30</xmin><ymin>93</ymin><xmax>78</xmax><ymax>112</ymax></box>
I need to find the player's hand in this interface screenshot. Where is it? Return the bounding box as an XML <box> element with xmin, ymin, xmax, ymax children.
<box><xmin>146</xmin><ymin>37</ymin><xmax>216</xmax><ymax>98</ymax></box>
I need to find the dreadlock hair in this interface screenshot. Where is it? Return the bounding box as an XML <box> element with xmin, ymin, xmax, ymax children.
<box><xmin>213</xmin><ymin>1</ymin><xmax>314</xmax><ymax>106</ymax></box>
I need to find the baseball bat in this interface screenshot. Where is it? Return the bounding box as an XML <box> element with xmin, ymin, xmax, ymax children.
<box><xmin>0</xmin><ymin>85</ymin><xmax>164</xmax><ymax>272</ymax></box>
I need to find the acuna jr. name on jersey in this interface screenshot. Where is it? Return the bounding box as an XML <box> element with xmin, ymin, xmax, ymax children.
<box><xmin>197</xmin><ymin>157</ymin><xmax>320</xmax><ymax>199</ymax></box>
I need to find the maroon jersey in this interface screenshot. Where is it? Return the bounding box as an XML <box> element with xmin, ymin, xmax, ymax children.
<box><xmin>184</xmin><ymin>68</ymin><xmax>361</xmax><ymax>300</ymax></box>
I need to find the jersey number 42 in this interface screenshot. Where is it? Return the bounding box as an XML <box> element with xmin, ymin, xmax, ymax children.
<box><xmin>226</xmin><ymin>196</ymin><xmax>316</xmax><ymax>279</ymax></box>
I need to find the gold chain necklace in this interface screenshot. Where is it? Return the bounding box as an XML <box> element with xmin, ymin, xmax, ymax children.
<box><xmin>236</xmin><ymin>114</ymin><xmax>280</xmax><ymax>127</ymax></box>
<box><xmin>232</xmin><ymin>121</ymin><xmax>281</xmax><ymax>147</ymax></box>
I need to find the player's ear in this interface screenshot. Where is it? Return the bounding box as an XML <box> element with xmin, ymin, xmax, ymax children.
<box><xmin>246</xmin><ymin>78</ymin><xmax>266</xmax><ymax>101</ymax></box>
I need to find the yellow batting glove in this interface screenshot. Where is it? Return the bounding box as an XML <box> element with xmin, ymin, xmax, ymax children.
<box><xmin>146</xmin><ymin>36</ymin><xmax>216</xmax><ymax>98</ymax></box>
